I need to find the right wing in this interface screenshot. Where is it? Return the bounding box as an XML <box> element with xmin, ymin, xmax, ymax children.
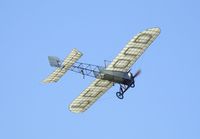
<box><xmin>69</xmin><ymin>79</ymin><xmax>113</xmax><ymax>113</ymax></box>
<box><xmin>106</xmin><ymin>28</ymin><xmax>160</xmax><ymax>72</ymax></box>
<box><xmin>43</xmin><ymin>49</ymin><xmax>83</xmax><ymax>83</ymax></box>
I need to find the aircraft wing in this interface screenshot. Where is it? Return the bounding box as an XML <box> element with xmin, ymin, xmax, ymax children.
<box><xmin>69</xmin><ymin>79</ymin><xmax>113</xmax><ymax>113</ymax></box>
<box><xmin>106</xmin><ymin>28</ymin><xmax>160</xmax><ymax>72</ymax></box>
<box><xmin>69</xmin><ymin>28</ymin><xmax>160</xmax><ymax>113</ymax></box>
<box><xmin>43</xmin><ymin>49</ymin><xmax>83</xmax><ymax>83</ymax></box>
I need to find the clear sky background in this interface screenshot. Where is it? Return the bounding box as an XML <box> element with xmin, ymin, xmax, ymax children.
<box><xmin>0</xmin><ymin>0</ymin><xmax>200</xmax><ymax>139</ymax></box>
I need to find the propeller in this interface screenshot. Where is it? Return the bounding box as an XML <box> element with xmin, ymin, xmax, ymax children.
<box><xmin>133</xmin><ymin>70</ymin><xmax>141</xmax><ymax>79</ymax></box>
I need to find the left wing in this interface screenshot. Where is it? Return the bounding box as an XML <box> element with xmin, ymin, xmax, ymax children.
<box><xmin>106</xmin><ymin>28</ymin><xmax>160</xmax><ymax>72</ymax></box>
<box><xmin>69</xmin><ymin>79</ymin><xmax>113</xmax><ymax>113</ymax></box>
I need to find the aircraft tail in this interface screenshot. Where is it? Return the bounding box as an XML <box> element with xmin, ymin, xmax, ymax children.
<box><xmin>43</xmin><ymin>49</ymin><xmax>83</xmax><ymax>83</ymax></box>
<box><xmin>48</xmin><ymin>56</ymin><xmax>62</xmax><ymax>67</ymax></box>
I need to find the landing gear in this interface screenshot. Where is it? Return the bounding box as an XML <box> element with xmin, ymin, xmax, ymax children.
<box><xmin>116</xmin><ymin>81</ymin><xmax>135</xmax><ymax>100</ymax></box>
<box><xmin>116</xmin><ymin>92</ymin><xmax>124</xmax><ymax>99</ymax></box>
<box><xmin>115</xmin><ymin>70</ymin><xmax>140</xmax><ymax>99</ymax></box>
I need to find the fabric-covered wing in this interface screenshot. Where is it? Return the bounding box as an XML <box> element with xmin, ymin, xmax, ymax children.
<box><xmin>43</xmin><ymin>49</ymin><xmax>83</xmax><ymax>83</ymax></box>
<box><xmin>106</xmin><ymin>28</ymin><xmax>160</xmax><ymax>72</ymax></box>
<box><xmin>69</xmin><ymin>79</ymin><xmax>113</xmax><ymax>113</ymax></box>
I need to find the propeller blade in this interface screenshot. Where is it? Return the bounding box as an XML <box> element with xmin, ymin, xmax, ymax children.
<box><xmin>133</xmin><ymin>70</ymin><xmax>141</xmax><ymax>78</ymax></box>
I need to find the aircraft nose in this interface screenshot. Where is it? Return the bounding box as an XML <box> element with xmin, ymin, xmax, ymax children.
<box><xmin>128</xmin><ymin>72</ymin><xmax>132</xmax><ymax>78</ymax></box>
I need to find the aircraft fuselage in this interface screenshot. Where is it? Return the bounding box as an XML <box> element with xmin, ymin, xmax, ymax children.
<box><xmin>99</xmin><ymin>69</ymin><xmax>134</xmax><ymax>85</ymax></box>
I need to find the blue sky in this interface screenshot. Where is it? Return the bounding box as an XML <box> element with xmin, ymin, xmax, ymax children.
<box><xmin>0</xmin><ymin>0</ymin><xmax>200</xmax><ymax>139</ymax></box>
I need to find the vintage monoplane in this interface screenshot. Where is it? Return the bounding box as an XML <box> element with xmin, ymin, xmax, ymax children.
<box><xmin>43</xmin><ymin>27</ymin><xmax>160</xmax><ymax>113</ymax></box>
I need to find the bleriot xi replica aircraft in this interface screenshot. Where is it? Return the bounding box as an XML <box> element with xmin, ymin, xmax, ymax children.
<box><xmin>43</xmin><ymin>27</ymin><xmax>160</xmax><ymax>113</ymax></box>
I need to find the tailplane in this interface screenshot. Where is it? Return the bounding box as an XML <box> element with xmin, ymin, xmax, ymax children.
<box><xmin>43</xmin><ymin>48</ymin><xmax>83</xmax><ymax>83</ymax></box>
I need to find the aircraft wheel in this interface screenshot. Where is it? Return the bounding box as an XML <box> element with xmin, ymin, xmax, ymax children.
<box><xmin>131</xmin><ymin>84</ymin><xmax>135</xmax><ymax>88</ymax></box>
<box><xmin>116</xmin><ymin>92</ymin><xmax>124</xmax><ymax>99</ymax></box>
